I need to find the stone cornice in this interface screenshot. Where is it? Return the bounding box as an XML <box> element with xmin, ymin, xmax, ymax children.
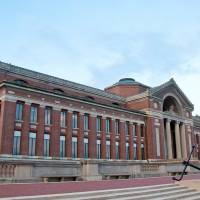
<box><xmin>143</xmin><ymin>108</ymin><xmax>193</xmax><ymax>124</ymax></box>
<box><xmin>125</xmin><ymin>90</ymin><xmax>149</xmax><ymax>102</ymax></box>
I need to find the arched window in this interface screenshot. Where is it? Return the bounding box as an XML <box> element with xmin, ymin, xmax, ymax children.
<box><xmin>112</xmin><ymin>102</ymin><xmax>120</xmax><ymax>106</ymax></box>
<box><xmin>53</xmin><ymin>88</ymin><xmax>64</xmax><ymax>94</ymax></box>
<box><xmin>86</xmin><ymin>96</ymin><xmax>95</xmax><ymax>101</ymax></box>
<box><xmin>14</xmin><ymin>79</ymin><xmax>28</xmax><ymax>86</ymax></box>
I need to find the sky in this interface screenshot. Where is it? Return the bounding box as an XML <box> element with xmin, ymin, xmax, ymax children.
<box><xmin>0</xmin><ymin>0</ymin><xmax>200</xmax><ymax>114</ymax></box>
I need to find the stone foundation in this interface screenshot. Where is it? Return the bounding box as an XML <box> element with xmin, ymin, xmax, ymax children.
<box><xmin>0</xmin><ymin>156</ymin><xmax>199</xmax><ymax>183</ymax></box>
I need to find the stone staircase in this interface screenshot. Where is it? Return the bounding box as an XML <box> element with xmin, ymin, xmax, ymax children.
<box><xmin>2</xmin><ymin>183</ymin><xmax>200</xmax><ymax>200</ymax></box>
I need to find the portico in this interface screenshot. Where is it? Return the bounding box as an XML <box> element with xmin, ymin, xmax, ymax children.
<box><xmin>163</xmin><ymin>95</ymin><xmax>188</xmax><ymax>160</ymax></box>
<box><xmin>164</xmin><ymin>118</ymin><xmax>187</xmax><ymax>159</ymax></box>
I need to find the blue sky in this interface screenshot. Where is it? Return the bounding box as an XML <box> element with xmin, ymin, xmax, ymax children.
<box><xmin>0</xmin><ymin>0</ymin><xmax>200</xmax><ymax>114</ymax></box>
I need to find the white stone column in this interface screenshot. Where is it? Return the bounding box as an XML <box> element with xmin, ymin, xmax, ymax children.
<box><xmin>166</xmin><ymin>119</ymin><xmax>173</xmax><ymax>159</ymax></box>
<box><xmin>180</xmin><ymin>123</ymin><xmax>187</xmax><ymax>159</ymax></box>
<box><xmin>175</xmin><ymin>121</ymin><xmax>182</xmax><ymax>159</ymax></box>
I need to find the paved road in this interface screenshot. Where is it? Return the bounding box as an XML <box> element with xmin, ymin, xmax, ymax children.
<box><xmin>0</xmin><ymin>174</ymin><xmax>200</xmax><ymax>198</ymax></box>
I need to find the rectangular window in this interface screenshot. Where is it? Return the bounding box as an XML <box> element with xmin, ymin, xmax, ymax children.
<box><xmin>106</xmin><ymin>140</ymin><xmax>110</xmax><ymax>159</ymax></box>
<box><xmin>84</xmin><ymin>138</ymin><xmax>88</xmax><ymax>158</ymax></box>
<box><xmin>133</xmin><ymin>125</ymin><xmax>136</xmax><ymax>137</ymax></box>
<box><xmin>126</xmin><ymin>142</ymin><xmax>129</xmax><ymax>160</ymax></box>
<box><xmin>115</xmin><ymin>120</ymin><xmax>119</xmax><ymax>134</ymax></box>
<box><xmin>29</xmin><ymin>132</ymin><xmax>36</xmax><ymax>156</ymax></box>
<box><xmin>44</xmin><ymin>133</ymin><xmax>50</xmax><ymax>157</ymax></box>
<box><xmin>13</xmin><ymin>131</ymin><xmax>21</xmax><ymax>155</ymax></box>
<box><xmin>72</xmin><ymin>112</ymin><xmax>78</xmax><ymax>129</ymax></box>
<box><xmin>60</xmin><ymin>110</ymin><xmax>67</xmax><ymax>127</ymax></box>
<box><xmin>115</xmin><ymin>141</ymin><xmax>119</xmax><ymax>159</ymax></box>
<box><xmin>84</xmin><ymin>114</ymin><xmax>89</xmax><ymax>131</ymax></box>
<box><xmin>97</xmin><ymin>140</ymin><xmax>101</xmax><ymax>159</ymax></box>
<box><xmin>106</xmin><ymin>118</ymin><xmax>110</xmax><ymax>134</ymax></box>
<box><xmin>15</xmin><ymin>102</ymin><xmax>23</xmax><ymax>121</ymax></box>
<box><xmin>72</xmin><ymin>137</ymin><xmax>77</xmax><ymax>158</ymax></box>
<box><xmin>60</xmin><ymin>135</ymin><xmax>66</xmax><ymax>158</ymax></box>
<box><xmin>45</xmin><ymin>107</ymin><xmax>52</xmax><ymax>125</ymax></box>
<box><xmin>155</xmin><ymin>127</ymin><xmax>160</xmax><ymax>157</ymax></box>
<box><xmin>134</xmin><ymin>143</ymin><xmax>137</xmax><ymax>160</ymax></box>
<box><xmin>96</xmin><ymin>116</ymin><xmax>101</xmax><ymax>132</ymax></box>
<box><xmin>125</xmin><ymin>121</ymin><xmax>129</xmax><ymax>135</ymax></box>
<box><xmin>141</xmin><ymin>143</ymin><xmax>145</xmax><ymax>160</ymax></box>
<box><xmin>141</xmin><ymin>125</ymin><xmax>144</xmax><ymax>137</ymax></box>
<box><xmin>30</xmin><ymin>105</ymin><xmax>37</xmax><ymax>123</ymax></box>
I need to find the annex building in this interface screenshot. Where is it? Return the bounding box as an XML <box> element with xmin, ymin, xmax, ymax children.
<box><xmin>0</xmin><ymin>61</ymin><xmax>199</xmax><ymax>182</ymax></box>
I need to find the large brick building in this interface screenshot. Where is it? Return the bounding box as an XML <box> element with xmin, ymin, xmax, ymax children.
<box><xmin>0</xmin><ymin>61</ymin><xmax>199</xmax><ymax>182</ymax></box>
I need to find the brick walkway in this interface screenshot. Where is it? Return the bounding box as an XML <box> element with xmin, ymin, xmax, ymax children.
<box><xmin>0</xmin><ymin>174</ymin><xmax>200</xmax><ymax>198</ymax></box>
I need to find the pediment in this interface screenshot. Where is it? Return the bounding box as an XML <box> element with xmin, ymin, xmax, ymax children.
<box><xmin>150</xmin><ymin>78</ymin><xmax>194</xmax><ymax>110</ymax></box>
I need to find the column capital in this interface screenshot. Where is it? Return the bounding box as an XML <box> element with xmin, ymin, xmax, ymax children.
<box><xmin>175</xmin><ymin>121</ymin><xmax>181</xmax><ymax>125</ymax></box>
<box><xmin>90</xmin><ymin>114</ymin><xmax>97</xmax><ymax>118</ymax></box>
<box><xmin>166</xmin><ymin>118</ymin><xmax>171</xmax><ymax>123</ymax></box>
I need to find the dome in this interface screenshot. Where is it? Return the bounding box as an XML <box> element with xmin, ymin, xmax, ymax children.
<box><xmin>118</xmin><ymin>78</ymin><xmax>135</xmax><ymax>84</ymax></box>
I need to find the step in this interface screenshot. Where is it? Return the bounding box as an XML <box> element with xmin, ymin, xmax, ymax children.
<box><xmin>110</xmin><ymin>188</ymin><xmax>196</xmax><ymax>200</ymax></box>
<box><xmin>61</xmin><ymin>187</ymin><xmax>193</xmax><ymax>200</ymax></box>
<box><xmin>156</xmin><ymin>191</ymin><xmax>200</xmax><ymax>200</ymax></box>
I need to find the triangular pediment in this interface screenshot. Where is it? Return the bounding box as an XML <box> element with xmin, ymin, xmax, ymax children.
<box><xmin>150</xmin><ymin>78</ymin><xmax>194</xmax><ymax>110</ymax></box>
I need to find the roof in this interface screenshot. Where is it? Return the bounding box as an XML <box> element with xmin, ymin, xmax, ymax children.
<box><xmin>0</xmin><ymin>61</ymin><xmax>125</xmax><ymax>102</ymax></box>
<box><xmin>150</xmin><ymin>78</ymin><xmax>194</xmax><ymax>108</ymax></box>
<box><xmin>193</xmin><ymin>115</ymin><xmax>200</xmax><ymax>127</ymax></box>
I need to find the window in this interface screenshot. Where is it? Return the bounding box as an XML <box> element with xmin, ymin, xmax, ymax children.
<box><xmin>106</xmin><ymin>140</ymin><xmax>110</xmax><ymax>159</ymax></box>
<box><xmin>155</xmin><ymin>127</ymin><xmax>160</xmax><ymax>157</ymax></box>
<box><xmin>106</xmin><ymin>118</ymin><xmax>110</xmax><ymax>134</ymax></box>
<box><xmin>84</xmin><ymin>114</ymin><xmax>89</xmax><ymax>131</ymax></box>
<box><xmin>126</xmin><ymin>142</ymin><xmax>129</xmax><ymax>160</ymax></box>
<box><xmin>141</xmin><ymin>125</ymin><xmax>144</xmax><ymax>137</ymax></box>
<box><xmin>96</xmin><ymin>116</ymin><xmax>101</xmax><ymax>132</ymax></box>
<box><xmin>53</xmin><ymin>88</ymin><xmax>64</xmax><ymax>94</ymax></box>
<box><xmin>72</xmin><ymin>112</ymin><xmax>78</xmax><ymax>129</ymax></box>
<box><xmin>44</xmin><ymin>133</ymin><xmax>50</xmax><ymax>157</ymax></box>
<box><xmin>115</xmin><ymin>120</ymin><xmax>120</xmax><ymax>134</ymax></box>
<box><xmin>115</xmin><ymin>141</ymin><xmax>119</xmax><ymax>159</ymax></box>
<box><xmin>86</xmin><ymin>96</ymin><xmax>95</xmax><ymax>101</ymax></box>
<box><xmin>14</xmin><ymin>79</ymin><xmax>28</xmax><ymax>86</ymax></box>
<box><xmin>30</xmin><ymin>105</ymin><xmax>37</xmax><ymax>123</ymax></box>
<box><xmin>112</xmin><ymin>102</ymin><xmax>120</xmax><ymax>106</ymax></box>
<box><xmin>45</xmin><ymin>107</ymin><xmax>52</xmax><ymax>125</ymax></box>
<box><xmin>133</xmin><ymin>125</ymin><xmax>136</xmax><ymax>137</ymax></box>
<box><xmin>13</xmin><ymin>131</ymin><xmax>21</xmax><ymax>155</ymax></box>
<box><xmin>84</xmin><ymin>138</ymin><xmax>88</xmax><ymax>158</ymax></box>
<box><xmin>29</xmin><ymin>132</ymin><xmax>36</xmax><ymax>156</ymax></box>
<box><xmin>125</xmin><ymin>121</ymin><xmax>129</xmax><ymax>135</ymax></box>
<box><xmin>134</xmin><ymin>143</ymin><xmax>137</xmax><ymax>160</ymax></box>
<box><xmin>60</xmin><ymin>135</ymin><xmax>66</xmax><ymax>158</ymax></box>
<box><xmin>97</xmin><ymin>140</ymin><xmax>101</xmax><ymax>159</ymax></box>
<box><xmin>72</xmin><ymin>137</ymin><xmax>77</xmax><ymax>158</ymax></box>
<box><xmin>15</xmin><ymin>102</ymin><xmax>23</xmax><ymax>120</ymax></box>
<box><xmin>141</xmin><ymin>143</ymin><xmax>145</xmax><ymax>160</ymax></box>
<box><xmin>60</xmin><ymin>110</ymin><xmax>67</xmax><ymax>127</ymax></box>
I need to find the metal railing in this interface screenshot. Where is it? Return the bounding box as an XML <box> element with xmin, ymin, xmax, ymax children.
<box><xmin>172</xmin><ymin>145</ymin><xmax>200</xmax><ymax>181</ymax></box>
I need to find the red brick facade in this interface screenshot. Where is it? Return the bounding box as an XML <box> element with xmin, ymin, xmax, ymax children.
<box><xmin>0</xmin><ymin>61</ymin><xmax>200</xmax><ymax>163</ymax></box>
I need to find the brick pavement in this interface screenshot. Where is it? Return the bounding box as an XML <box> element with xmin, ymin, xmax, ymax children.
<box><xmin>0</xmin><ymin>174</ymin><xmax>200</xmax><ymax>198</ymax></box>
